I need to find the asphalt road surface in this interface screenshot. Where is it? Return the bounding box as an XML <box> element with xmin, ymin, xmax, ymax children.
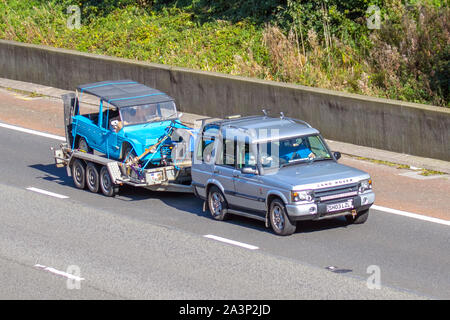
<box><xmin>0</xmin><ymin>125</ymin><xmax>449</xmax><ymax>299</ymax></box>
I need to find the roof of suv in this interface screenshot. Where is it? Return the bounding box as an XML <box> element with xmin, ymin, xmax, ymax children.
<box><xmin>210</xmin><ymin>116</ymin><xmax>320</xmax><ymax>143</ymax></box>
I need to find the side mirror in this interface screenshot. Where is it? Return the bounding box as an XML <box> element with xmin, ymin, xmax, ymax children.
<box><xmin>241</xmin><ymin>167</ymin><xmax>258</xmax><ymax>175</ymax></box>
<box><xmin>333</xmin><ymin>151</ymin><xmax>341</xmax><ymax>160</ymax></box>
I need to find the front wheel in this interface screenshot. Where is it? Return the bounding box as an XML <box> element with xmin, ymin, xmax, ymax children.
<box><xmin>269</xmin><ymin>199</ymin><xmax>296</xmax><ymax>236</ymax></box>
<box><xmin>346</xmin><ymin>209</ymin><xmax>370</xmax><ymax>224</ymax></box>
<box><xmin>121</xmin><ymin>143</ymin><xmax>137</xmax><ymax>161</ymax></box>
<box><xmin>207</xmin><ymin>186</ymin><xmax>229</xmax><ymax>221</ymax></box>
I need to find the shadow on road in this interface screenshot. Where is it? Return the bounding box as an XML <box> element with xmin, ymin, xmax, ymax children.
<box><xmin>29</xmin><ymin>163</ymin><xmax>72</xmax><ymax>186</ymax></box>
<box><xmin>29</xmin><ymin>163</ymin><xmax>351</xmax><ymax>235</ymax></box>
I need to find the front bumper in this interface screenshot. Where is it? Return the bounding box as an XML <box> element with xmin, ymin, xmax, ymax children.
<box><xmin>286</xmin><ymin>191</ymin><xmax>375</xmax><ymax>221</ymax></box>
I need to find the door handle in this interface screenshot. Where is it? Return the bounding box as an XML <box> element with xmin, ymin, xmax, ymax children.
<box><xmin>213</xmin><ymin>168</ymin><xmax>219</xmax><ymax>174</ymax></box>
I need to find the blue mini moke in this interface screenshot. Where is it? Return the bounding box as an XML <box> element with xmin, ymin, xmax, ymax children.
<box><xmin>54</xmin><ymin>80</ymin><xmax>196</xmax><ymax>197</ymax></box>
<box><xmin>65</xmin><ymin>80</ymin><xmax>195</xmax><ymax>170</ymax></box>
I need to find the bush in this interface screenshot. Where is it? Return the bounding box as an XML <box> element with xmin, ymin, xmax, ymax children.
<box><xmin>0</xmin><ymin>0</ymin><xmax>448</xmax><ymax>107</ymax></box>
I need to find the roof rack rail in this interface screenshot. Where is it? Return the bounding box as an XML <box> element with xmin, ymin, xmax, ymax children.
<box><xmin>195</xmin><ymin>116</ymin><xmax>218</xmax><ymax>128</ymax></box>
<box><xmin>222</xmin><ymin>115</ymin><xmax>265</xmax><ymax>123</ymax></box>
<box><xmin>225</xmin><ymin>114</ymin><xmax>241</xmax><ymax>119</ymax></box>
<box><xmin>286</xmin><ymin>117</ymin><xmax>312</xmax><ymax>128</ymax></box>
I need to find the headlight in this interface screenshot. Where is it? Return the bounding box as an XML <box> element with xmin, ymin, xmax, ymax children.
<box><xmin>359</xmin><ymin>179</ymin><xmax>372</xmax><ymax>193</ymax></box>
<box><xmin>291</xmin><ymin>190</ymin><xmax>314</xmax><ymax>202</ymax></box>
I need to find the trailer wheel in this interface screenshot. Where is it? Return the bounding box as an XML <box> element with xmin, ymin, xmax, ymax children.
<box><xmin>100</xmin><ymin>166</ymin><xmax>117</xmax><ymax>197</ymax></box>
<box><xmin>72</xmin><ymin>159</ymin><xmax>86</xmax><ymax>189</ymax></box>
<box><xmin>86</xmin><ymin>162</ymin><xmax>99</xmax><ymax>193</ymax></box>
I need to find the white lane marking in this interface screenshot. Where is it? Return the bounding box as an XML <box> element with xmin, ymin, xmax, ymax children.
<box><xmin>372</xmin><ymin>205</ymin><xmax>450</xmax><ymax>226</ymax></box>
<box><xmin>0</xmin><ymin>122</ymin><xmax>65</xmax><ymax>141</ymax></box>
<box><xmin>27</xmin><ymin>187</ymin><xmax>69</xmax><ymax>199</ymax></box>
<box><xmin>34</xmin><ymin>264</ymin><xmax>85</xmax><ymax>281</ymax></box>
<box><xmin>204</xmin><ymin>235</ymin><xmax>259</xmax><ymax>250</ymax></box>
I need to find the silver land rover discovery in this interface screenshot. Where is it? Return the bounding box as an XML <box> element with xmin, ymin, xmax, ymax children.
<box><xmin>191</xmin><ymin>115</ymin><xmax>375</xmax><ymax>236</ymax></box>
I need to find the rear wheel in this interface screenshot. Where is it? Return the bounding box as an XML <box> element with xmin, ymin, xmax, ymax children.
<box><xmin>77</xmin><ymin>137</ymin><xmax>93</xmax><ymax>154</ymax></box>
<box><xmin>207</xmin><ymin>186</ymin><xmax>229</xmax><ymax>221</ymax></box>
<box><xmin>86</xmin><ymin>162</ymin><xmax>99</xmax><ymax>193</ymax></box>
<box><xmin>99</xmin><ymin>166</ymin><xmax>117</xmax><ymax>197</ymax></box>
<box><xmin>269</xmin><ymin>199</ymin><xmax>296</xmax><ymax>236</ymax></box>
<box><xmin>72</xmin><ymin>159</ymin><xmax>86</xmax><ymax>189</ymax></box>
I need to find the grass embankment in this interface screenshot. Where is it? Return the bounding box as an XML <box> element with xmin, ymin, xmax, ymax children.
<box><xmin>0</xmin><ymin>0</ymin><xmax>448</xmax><ymax>107</ymax></box>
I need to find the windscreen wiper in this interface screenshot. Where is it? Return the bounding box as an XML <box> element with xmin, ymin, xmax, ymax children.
<box><xmin>280</xmin><ymin>158</ymin><xmax>308</xmax><ymax>168</ymax></box>
<box><xmin>311</xmin><ymin>157</ymin><xmax>333</xmax><ymax>162</ymax></box>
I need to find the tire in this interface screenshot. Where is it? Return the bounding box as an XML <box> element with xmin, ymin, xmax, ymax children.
<box><xmin>122</xmin><ymin>143</ymin><xmax>137</xmax><ymax>161</ymax></box>
<box><xmin>86</xmin><ymin>162</ymin><xmax>99</xmax><ymax>193</ymax></box>
<box><xmin>72</xmin><ymin>159</ymin><xmax>86</xmax><ymax>189</ymax></box>
<box><xmin>99</xmin><ymin>166</ymin><xmax>117</xmax><ymax>197</ymax></box>
<box><xmin>346</xmin><ymin>209</ymin><xmax>370</xmax><ymax>224</ymax></box>
<box><xmin>207</xmin><ymin>186</ymin><xmax>229</xmax><ymax>221</ymax></box>
<box><xmin>269</xmin><ymin>198</ymin><xmax>296</xmax><ymax>236</ymax></box>
<box><xmin>77</xmin><ymin>137</ymin><xmax>93</xmax><ymax>154</ymax></box>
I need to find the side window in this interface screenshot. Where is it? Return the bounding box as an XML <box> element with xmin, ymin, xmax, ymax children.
<box><xmin>106</xmin><ymin>109</ymin><xmax>121</xmax><ymax>131</ymax></box>
<box><xmin>307</xmin><ymin>135</ymin><xmax>330</xmax><ymax>158</ymax></box>
<box><xmin>218</xmin><ymin>138</ymin><xmax>236</xmax><ymax>168</ymax></box>
<box><xmin>100</xmin><ymin>109</ymin><xmax>109</xmax><ymax>130</ymax></box>
<box><xmin>237</xmin><ymin>140</ymin><xmax>256</xmax><ymax>169</ymax></box>
<box><xmin>196</xmin><ymin>125</ymin><xmax>218</xmax><ymax>163</ymax></box>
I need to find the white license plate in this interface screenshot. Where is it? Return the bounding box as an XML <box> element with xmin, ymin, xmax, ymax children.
<box><xmin>326</xmin><ymin>200</ymin><xmax>353</xmax><ymax>213</ymax></box>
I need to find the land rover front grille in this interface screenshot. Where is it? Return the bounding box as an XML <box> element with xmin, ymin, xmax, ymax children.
<box><xmin>314</xmin><ymin>183</ymin><xmax>359</xmax><ymax>202</ymax></box>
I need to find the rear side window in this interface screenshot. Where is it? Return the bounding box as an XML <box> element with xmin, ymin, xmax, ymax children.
<box><xmin>196</xmin><ymin>125</ymin><xmax>218</xmax><ymax>163</ymax></box>
<box><xmin>237</xmin><ymin>141</ymin><xmax>256</xmax><ymax>169</ymax></box>
<box><xmin>217</xmin><ymin>138</ymin><xmax>235</xmax><ymax>168</ymax></box>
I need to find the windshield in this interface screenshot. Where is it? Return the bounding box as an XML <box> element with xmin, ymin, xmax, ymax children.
<box><xmin>120</xmin><ymin>101</ymin><xmax>177</xmax><ymax>126</ymax></box>
<box><xmin>258</xmin><ymin>134</ymin><xmax>332</xmax><ymax>169</ymax></box>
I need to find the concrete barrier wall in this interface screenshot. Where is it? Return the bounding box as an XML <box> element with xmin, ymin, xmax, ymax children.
<box><xmin>1</xmin><ymin>39</ymin><xmax>449</xmax><ymax>161</ymax></box>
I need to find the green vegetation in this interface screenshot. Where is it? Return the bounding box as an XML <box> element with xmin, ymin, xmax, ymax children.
<box><xmin>0</xmin><ymin>0</ymin><xmax>448</xmax><ymax>107</ymax></box>
<box><xmin>2</xmin><ymin>87</ymin><xmax>44</xmax><ymax>98</ymax></box>
<box><xmin>353</xmin><ymin>155</ymin><xmax>447</xmax><ymax>175</ymax></box>
<box><xmin>355</xmin><ymin>156</ymin><xmax>411</xmax><ymax>169</ymax></box>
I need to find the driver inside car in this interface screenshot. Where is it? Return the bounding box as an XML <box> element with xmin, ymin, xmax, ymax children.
<box><xmin>280</xmin><ymin>137</ymin><xmax>315</xmax><ymax>161</ymax></box>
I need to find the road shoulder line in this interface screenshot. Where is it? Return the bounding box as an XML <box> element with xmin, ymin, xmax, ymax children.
<box><xmin>0</xmin><ymin>122</ymin><xmax>65</xmax><ymax>141</ymax></box>
<box><xmin>372</xmin><ymin>205</ymin><xmax>450</xmax><ymax>226</ymax></box>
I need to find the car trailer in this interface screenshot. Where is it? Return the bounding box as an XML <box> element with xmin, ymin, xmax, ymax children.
<box><xmin>53</xmin><ymin>144</ymin><xmax>193</xmax><ymax>196</ymax></box>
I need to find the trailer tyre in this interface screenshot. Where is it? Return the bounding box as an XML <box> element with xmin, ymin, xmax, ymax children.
<box><xmin>72</xmin><ymin>159</ymin><xmax>86</xmax><ymax>189</ymax></box>
<box><xmin>86</xmin><ymin>162</ymin><xmax>99</xmax><ymax>193</ymax></box>
<box><xmin>100</xmin><ymin>166</ymin><xmax>117</xmax><ymax>197</ymax></box>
